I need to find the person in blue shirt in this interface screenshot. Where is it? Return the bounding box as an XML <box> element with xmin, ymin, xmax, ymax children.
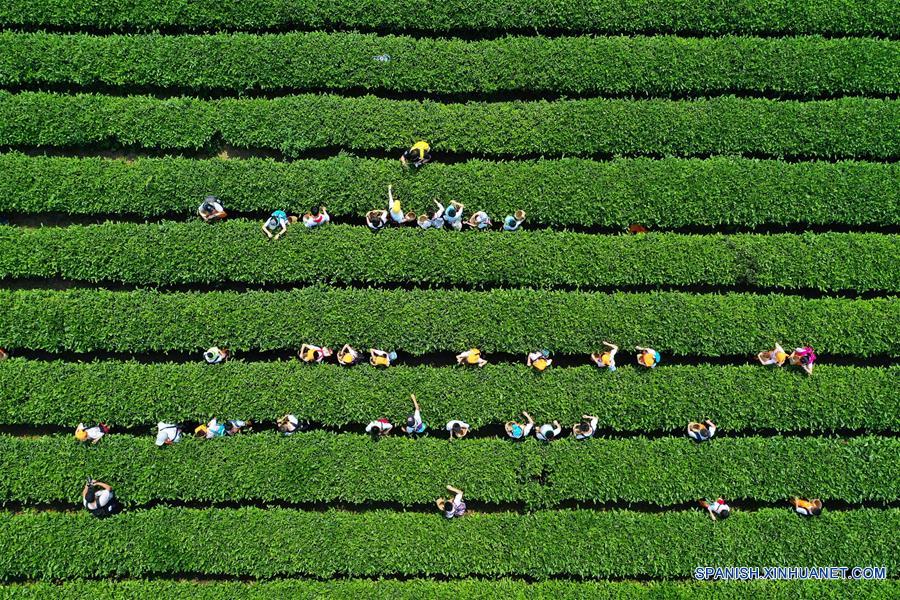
<box><xmin>503</xmin><ymin>210</ymin><xmax>526</xmax><ymax>231</ymax></box>
<box><xmin>405</xmin><ymin>394</ymin><xmax>427</xmax><ymax>435</ymax></box>
<box><xmin>443</xmin><ymin>201</ymin><xmax>465</xmax><ymax>231</ymax></box>
<box><xmin>262</xmin><ymin>210</ymin><xmax>290</xmax><ymax>240</ymax></box>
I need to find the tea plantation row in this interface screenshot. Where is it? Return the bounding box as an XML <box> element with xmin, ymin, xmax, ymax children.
<box><xmin>2</xmin><ymin>224</ymin><xmax>897</xmax><ymax>291</ymax></box>
<box><xmin>2</xmin><ymin>154</ymin><xmax>895</xmax><ymax>226</ymax></box>
<box><xmin>1</xmin><ymin>92</ymin><xmax>897</xmax><ymax>159</ymax></box>
<box><xmin>1</xmin><ymin>361</ymin><xmax>892</xmax><ymax>431</ymax></box>
<box><xmin>0</xmin><ymin>507</ymin><xmax>896</xmax><ymax>579</ymax></box>
<box><xmin>1</xmin><ymin>288</ymin><xmax>896</xmax><ymax>355</ymax></box>
<box><xmin>2</xmin><ymin>0</ymin><xmax>895</xmax><ymax>35</ymax></box>
<box><xmin>2</xmin><ymin>32</ymin><xmax>896</xmax><ymax>95</ymax></box>
<box><xmin>2</xmin><ymin>433</ymin><xmax>897</xmax><ymax>506</ymax></box>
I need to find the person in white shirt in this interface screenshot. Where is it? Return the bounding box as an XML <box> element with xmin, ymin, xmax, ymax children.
<box><xmin>366</xmin><ymin>209</ymin><xmax>389</xmax><ymax>232</ymax></box>
<box><xmin>277</xmin><ymin>414</ymin><xmax>304</xmax><ymax>435</ymax></box>
<box><xmin>74</xmin><ymin>423</ymin><xmax>109</xmax><ymax>444</ymax></box>
<box><xmin>687</xmin><ymin>420</ymin><xmax>717</xmax><ymax>443</ymax></box>
<box><xmin>299</xmin><ymin>344</ymin><xmax>332</xmax><ymax>364</ymax></box>
<box><xmin>302</xmin><ymin>206</ymin><xmax>330</xmax><ymax>228</ymax></box>
<box><xmin>82</xmin><ymin>479</ymin><xmax>119</xmax><ymax>518</ymax></box>
<box><xmin>204</xmin><ymin>346</ymin><xmax>229</xmax><ymax>364</ymax></box>
<box><xmin>436</xmin><ymin>485</ymin><xmax>466</xmax><ymax>519</ymax></box>
<box><xmin>417</xmin><ymin>200</ymin><xmax>445</xmax><ymax>230</ymax></box>
<box><xmin>591</xmin><ymin>341</ymin><xmax>618</xmax><ymax>372</ymax></box>
<box><xmin>526</xmin><ymin>350</ymin><xmax>552</xmax><ymax>372</ymax></box>
<box><xmin>198</xmin><ymin>195</ymin><xmax>227</xmax><ymax>222</ymax></box>
<box><xmin>387</xmin><ymin>185</ymin><xmax>414</xmax><ymax>224</ymax></box>
<box><xmin>757</xmin><ymin>342</ymin><xmax>788</xmax><ymax>367</ymax></box>
<box><xmin>262</xmin><ymin>210</ymin><xmax>290</xmax><ymax>240</ymax></box>
<box><xmin>405</xmin><ymin>394</ymin><xmax>426</xmax><ymax>434</ymax></box>
<box><xmin>699</xmin><ymin>498</ymin><xmax>730</xmax><ymax>521</ymax></box>
<box><xmin>366</xmin><ymin>418</ymin><xmax>393</xmax><ymax>439</ymax></box>
<box><xmin>446</xmin><ymin>420</ymin><xmax>470</xmax><ymax>439</ymax></box>
<box><xmin>337</xmin><ymin>344</ymin><xmax>360</xmax><ymax>366</ymax></box>
<box><xmin>466</xmin><ymin>210</ymin><xmax>491</xmax><ymax>230</ymax></box>
<box><xmin>535</xmin><ymin>420</ymin><xmax>562</xmax><ymax>441</ymax></box>
<box><xmin>155</xmin><ymin>422</ymin><xmax>182</xmax><ymax>446</ymax></box>
<box><xmin>572</xmin><ymin>415</ymin><xmax>598</xmax><ymax>440</ymax></box>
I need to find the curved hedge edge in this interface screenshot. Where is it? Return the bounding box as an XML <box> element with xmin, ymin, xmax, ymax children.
<box><xmin>1</xmin><ymin>32</ymin><xmax>897</xmax><ymax>96</ymax></box>
<box><xmin>2</xmin><ymin>153</ymin><xmax>896</xmax><ymax>227</ymax></box>
<box><xmin>2</xmin><ymin>224</ymin><xmax>898</xmax><ymax>292</ymax></box>
<box><xmin>2</xmin><ymin>578</ymin><xmax>899</xmax><ymax>599</ymax></box>
<box><xmin>0</xmin><ymin>288</ymin><xmax>897</xmax><ymax>355</ymax></box>
<box><xmin>0</xmin><ymin>507</ymin><xmax>897</xmax><ymax>579</ymax></box>
<box><xmin>1</xmin><ymin>433</ymin><xmax>897</xmax><ymax>506</ymax></box>
<box><xmin>0</xmin><ymin>0</ymin><xmax>896</xmax><ymax>36</ymax></box>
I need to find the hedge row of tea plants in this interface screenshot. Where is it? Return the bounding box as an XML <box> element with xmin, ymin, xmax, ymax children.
<box><xmin>3</xmin><ymin>579</ymin><xmax>897</xmax><ymax>600</ymax></box>
<box><xmin>3</xmin><ymin>224</ymin><xmax>898</xmax><ymax>291</ymax></box>
<box><xmin>0</xmin><ymin>361</ymin><xmax>893</xmax><ymax>431</ymax></box>
<box><xmin>3</xmin><ymin>153</ymin><xmax>896</xmax><ymax>227</ymax></box>
<box><xmin>0</xmin><ymin>0</ymin><xmax>895</xmax><ymax>36</ymax></box>
<box><xmin>0</xmin><ymin>507</ymin><xmax>896</xmax><ymax>579</ymax></box>
<box><xmin>1</xmin><ymin>92</ymin><xmax>896</xmax><ymax>159</ymax></box>
<box><xmin>0</xmin><ymin>360</ymin><xmax>900</xmax><ymax>435</ymax></box>
<box><xmin>2</xmin><ymin>32</ymin><xmax>897</xmax><ymax>96</ymax></box>
<box><xmin>1</xmin><ymin>433</ymin><xmax>896</xmax><ymax>506</ymax></box>
<box><xmin>0</xmin><ymin>288</ymin><xmax>896</xmax><ymax>355</ymax></box>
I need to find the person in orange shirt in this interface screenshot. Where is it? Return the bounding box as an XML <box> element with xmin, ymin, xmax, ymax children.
<box><xmin>792</xmin><ymin>498</ymin><xmax>823</xmax><ymax>516</ymax></box>
<box><xmin>636</xmin><ymin>346</ymin><xmax>661</xmax><ymax>368</ymax></box>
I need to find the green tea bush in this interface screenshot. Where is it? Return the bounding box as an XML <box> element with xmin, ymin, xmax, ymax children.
<box><xmin>3</xmin><ymin>153</ymin><xmax>895</xmax><ymax>227</ymax></box>
<box><xmin>0</xmin><ymin>0</ymin><xmax>895</xmax><ymax>35</ymax></box>
<box><xmin>2</xmin><ymin>32</ymin><xmax>896</xmax><ymax>96</ymax></box>
<box><xmin>1</xmin><ymin>92</ymin><xmax>896</xmax><ymax>159</ymax></box>
<box><xmin>0</xmin><ymin>507</ymin><xmax>896</xmax><ymax>579</ymax></box>
<box><xmin>2</xmin><ymin>224</ymin><xmax>896</xmax><ymax>291</ymax></box>
<box><xmin>0</xmin><ymin>361</ymin><xmax>894</xmax><ymax>431</ymax></box>
<box><xmin>0</xmin><ymin>288</ymin><xmax>896</xmax><ymax>355</ymax></box>
<box><xmin>1</xmin><ymin>433</ymin><xmax>896</xmax><ymax>506</ymax></box>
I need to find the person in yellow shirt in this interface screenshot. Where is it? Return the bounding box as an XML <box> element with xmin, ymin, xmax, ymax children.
<box><xmin>591</xmin><ymin>341</ymin><xmax>619</xmax><ymax>372</ymax></box>
<box><xmin>757</xmin><ymin>343</ymin><xmax>788</xmax><ymax>367</ymax></box>
<box><xmin>337</xmin><ymin>344</ymin><xmax>360</xmax><ymax>366</ymax></box>
<box><xmin>456</xmin><ymin>348</ymin><xmax>488</xmax><ymax>368</ymax></box>
<box><xmin>298</xmin><ymin>344</ymin><xmax>332</xmax><ymax>364</ymax></box>
<box><xmin>400</xmin><ymin>140</ymin><xmax>432</xmax><ymax>168</ymax></box>
<box><xmin>527</xmin><ymin>350</ymin><xmax>552</xmax><ymax>372</ymax></box>
<box><xmin>369</xmin><ymin>348</ymin><xmax>397</xmax><ymax>367</ymax></box>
